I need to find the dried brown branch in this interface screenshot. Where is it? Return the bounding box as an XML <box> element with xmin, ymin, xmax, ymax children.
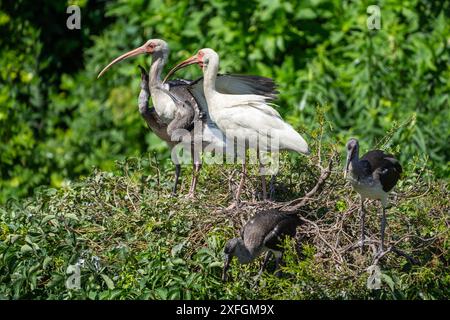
<box><xmin>281</xmin><ymin>156</ymin><xmax>333</xmax><ymax>212</ymax></box>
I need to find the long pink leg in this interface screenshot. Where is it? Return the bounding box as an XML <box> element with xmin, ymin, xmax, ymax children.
<box><xmin>227</xmin><ymin>160</ymin><xmax>246</xmax><ymax>210</ymax></box>
<box><xmin>187</xmin><ymin>149</ymin><xmax>201</xmax><ymax>198</ymax></box>
<box><xmin>187</xmin><ymin>162</ymin><xmax>201</xmax><ymax>198</ymax></box>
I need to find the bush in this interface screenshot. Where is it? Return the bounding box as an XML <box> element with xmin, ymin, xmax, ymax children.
<box><xmin>1</xmin><ymin>132</ymin><xmax>448</xmax><ymax>299</ymax></box>
<box><xmin>0</xmin><ymin>0</ymin><xmax>449</xmax><ymax>203</ymax></box>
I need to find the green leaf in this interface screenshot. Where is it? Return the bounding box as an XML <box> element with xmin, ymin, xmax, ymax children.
<box><xmin>43</xmin><ymin>256</ymin><xmax>52</xmax><ymax>269</ymax></box>
<box><xmin>172</xmin><ymin>258</ymin><xmax>186</xmax><ymax>265</ymax></box>
<box><xmin>208</xmin><ymin>261</ymin><xmax>223</xmax><ymax>268</ymax></box>
<box><xmin>101</xmin><ymin>274</ymin><xmax>115</xmax><ymax>290</ymax></box>
<box><xmin>65</xmin><ymin>213</ymin><xmax>79</xmax><ymax>221</ymax></box>
<box><xmin>42</xmin><ymin>215</ymin><xmax>56</xmax><ymax>224</ymax></box>
<box><xmin>381</xmin><ymin>273</ymin><xmax>395</xmax><ymax>291</ymax></box>
<box><xmin>20</xmin><ymin>244</ymin><xmax>33</xmax><ymax>253</ymax></box>
<box><xmin>6</xmin><ymin>234</ymin><xmax>20</xmax><ymax>244</ymax></box>
<box><xmin>171</xmin><ymin>242</ymin><xmax>185</xmax><ymax>257</ymax></box>
<box><xmin>155</xmin><ymin>288</ymin><xmax>168</xmax><ymax>299</ymax></box>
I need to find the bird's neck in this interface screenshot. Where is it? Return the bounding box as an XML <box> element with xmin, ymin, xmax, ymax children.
<box><xmin>202</xmin><ymin>58</ymin><xmax>219</xmax><ymax>101</ymax></box>
<box><xmin>149</xmin><ymin>53</ymin><xmax>167</xmax><ymax>87</ymax></box>
<box><xmin>349</xmin><ymin>151</ymin><xmax>366</xmax><ymax>178</ymax></box>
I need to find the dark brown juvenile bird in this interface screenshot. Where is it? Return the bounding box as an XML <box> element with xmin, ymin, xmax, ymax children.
<box><xmin>344</xmin><ymin>138</ymin><xmax>402</xmax><ymax>253</ymax></box>
<box><xmin>222</xmin><ymin>209</ymin><xmax>301</xmax><ymax>282</ymax></box>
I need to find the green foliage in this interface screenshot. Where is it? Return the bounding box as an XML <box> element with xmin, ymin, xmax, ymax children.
<box><xmin>0</xmin><ymin>0</ymin><xmax>448</xmax><ymax>300</ymax></box>
<box><xmin>0</xmin><ymin>162</ymin><xmax>221</xmax><ymax>299</ymax></box>
<box><xmin>0</xmin><ymin>153</ymin><xmax>448</xmax><ymax>299</ymax></box>
<box><xmin>0</xmin><ymin>0</ymin><xmax>449</xmax><ymax>203</ymax></box>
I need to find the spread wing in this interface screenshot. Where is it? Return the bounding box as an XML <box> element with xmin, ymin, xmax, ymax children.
<box><xmin>164</xmin><ymin>74</ymin><xmax>278</xmax><ymax>135</ymax></box>
<box><xmin>187</xmin><ymin>74</ymin><xmax>279</xmax><ymax>116</ymax></box>
<box><xmin>214</xmin><ymin>74</ymin><xmax>278</xmax><ymax>100</ymax></box>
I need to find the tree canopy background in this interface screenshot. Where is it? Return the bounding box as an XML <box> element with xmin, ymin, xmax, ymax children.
<box><xmin>0</xmin><ymin>0</ymin><xmax>449</xmax><ymax>300</ymax></box>
<box><xmin>0</xmin><ymin>0</ymin><xmax>448</xmax><ymax>203</ymax></box>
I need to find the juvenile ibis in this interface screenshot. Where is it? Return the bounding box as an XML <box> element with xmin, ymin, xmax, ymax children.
<box><xmin>98</xmin><ymin>40</ymin><xmax>278</xmax><ymax>198</ymax></box>
<box><xmin>344</xmin><ymin>138</ymin><xmax>402</xmax><ymax>252</ymax></box>
<box><xmin>222</xmin><ymin>209</ymin><xmax>300</xmax><ymax>281</ymax></box>
<box><xmin>165</xmin><ymin>48</ymin><xmax>309</xmax><ymax>205</ymax></box>
<box><xmin>137</xmin><ymin>66</ymin><xmax>181</xmax><ymax>195</ymax></box>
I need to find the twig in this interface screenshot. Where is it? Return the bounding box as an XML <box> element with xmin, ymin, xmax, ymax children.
<box><xmin>372</xmin><ymin>245</ymin><xmax>419</xmax><ymax>266</ymax></box>
<box><xmin>280</xmin><ymin>156</ymin><xmax>333</xmax><ymax>212</ymax></box>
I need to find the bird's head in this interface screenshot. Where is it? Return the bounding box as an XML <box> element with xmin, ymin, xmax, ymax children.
<box><xmin>163</xmin><ymin>48</ymin><xmax>219</xmax><ymax>83</ymax></box>
<box><xmin>344</xmin><ymin>138</ymin><xmax>359</xmax><ymax>178</ymax></box>
<box><xmin>97</xmin><ymin>39</ymin><xmax>169</xmax><ymax>78</ymax></box>
<box><xmin>222</xmin><ymin>238</ymin><xmax>240</xmax><ymax>282</ymax></box>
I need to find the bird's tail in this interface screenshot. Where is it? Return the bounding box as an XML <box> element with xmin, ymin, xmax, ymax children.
<box><xmin>277</xmin><ymin>125</ymin><xmax>309</xmax><ymax>155</ymax></box>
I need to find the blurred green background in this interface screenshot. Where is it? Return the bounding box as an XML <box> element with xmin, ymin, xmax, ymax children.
<box><xmin>0</xmin><ymin>0</ymin><xmax>449</xmax><ymax>203</ymax></box>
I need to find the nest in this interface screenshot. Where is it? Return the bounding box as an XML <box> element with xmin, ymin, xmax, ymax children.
<box><xmin>185</xmin><ymin>136</ymin><xmax>448</xmax><ymax>279</ymax></box>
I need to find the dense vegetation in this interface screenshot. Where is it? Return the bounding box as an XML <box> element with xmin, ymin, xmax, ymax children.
<box><xmin>0</xmin><ymin>0</ymin><xmax>448</xmax><ymax>299</ymax></box>
<box><xmin>1</xmin><ymin>0</ymin><xmax>448</xmax><ymax>202</ymax></box>
<box><xmin>0</xmin><ymin>138</ymin><xmax>448</xmax><ymax>299</ymax></box>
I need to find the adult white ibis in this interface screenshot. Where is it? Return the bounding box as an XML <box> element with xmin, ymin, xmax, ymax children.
<box><xmin>165</xmin><ymin>48</ymin><xmax>309</xmax><ymax>205</ymax></box>
<box><xmin>344</xmin><ymin>138</ymin><xmax>402</xmax><ymax>252</ymax></box>
<box><xmin>222</xmin><ymin>209</ymin><xmax>300</xmax><ymax>282</ymax></box>
<box><xmin>98</xmin><ymin>40</ymin><xmax>278</xmax><ymax>198</ymax></box>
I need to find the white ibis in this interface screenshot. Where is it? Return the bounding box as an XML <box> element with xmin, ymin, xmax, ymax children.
<box><xmin>165</xmin><ymin>48</ymin><xmax>309</xmax><ymax>205</ymax></box>
<box><xmin>344</xmin><ymin>138</ymin><xmax>402</xmax><ymax>252</ymax></box>
<box><xmin>98</xmin><ymin>39</ymin><xmax>278</xmax><ymax>198</ymax></box>
<box><xmin>222</xmin><ymin>209</ymin><xmax>300</xmax><ymax>282</ymax></box>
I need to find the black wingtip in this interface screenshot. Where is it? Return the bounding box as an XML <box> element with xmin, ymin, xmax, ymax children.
<box><xmin>229</xmin><ymin>74</ymin><xmax>279</xmax><ymax>100</ymax></box>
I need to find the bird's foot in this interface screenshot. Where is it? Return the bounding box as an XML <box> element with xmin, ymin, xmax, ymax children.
<box><xmin>258</xmin><ymin>194</ymin><xmax>269</xmax><ymax>203</ymax></box>
<box><xmin>162</xmin><ymin>192</ymin><xmax>176</xmax><ymax>199</ymax></box>
<box><xmin>185</xmin><ymin>192</ymin><xmax>196</xmax><ymax>200</ymax></box>
<box><xmin>373</xmin><ymin>248</ymin><xmax>388</xmax><ymax>263</ymax></box>
<box><xmin>226</xmin><ymin>201</ymin><xmax>240</xmax><ymax>211</ymax></box>
<box><xmin>262</xmin><ymin>198</ymin><xmax>275</xmax><ymax>205</ymax></box>
<box><xmin>355</xmin><ymin>240</ymin><xmax>365</xmax><ymax>253</ymax></box>
<box><xmin>376</xmin><ymin>245</ymin><xmax>387</xmax><ymax>258</ymax></box>
<box><xmin>372</xmin><ymin>242</ymin><xmax>394</xmax><ymax>265</ymax></box>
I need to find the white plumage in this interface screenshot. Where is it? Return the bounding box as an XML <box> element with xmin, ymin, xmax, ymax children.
<box><xmin>185</xmin><ymin>48</ymin><xmax>309</xmax><ymax>155</ymax></box>
<box><xmin>164</xmin><ymin>48</ymin><xmax>310</xmax><ymax>206</ymax></box>
<box><xmin>98</xmin><ymin>40</ymin><xmax>281</xmax><ymax>198</ymax></box>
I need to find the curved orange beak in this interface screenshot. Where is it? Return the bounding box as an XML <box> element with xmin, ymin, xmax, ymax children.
<box><xmin>163</xmin><ymin>55</ymin><xmax>199</xmax><ymax>83</ymax></box>
<box><xmin>97</xmin><ymin>45</ymin><xmax>150</xmax><ymax>79</ymax></box>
